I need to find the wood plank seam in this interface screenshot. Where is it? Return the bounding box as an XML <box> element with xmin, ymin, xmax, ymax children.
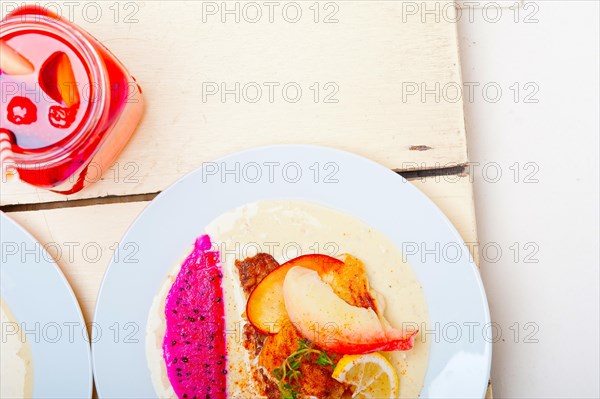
<box><xmin>0</xmin><ymin>192</ymin><xmax>160</xmax><ymax>213</ymax></box>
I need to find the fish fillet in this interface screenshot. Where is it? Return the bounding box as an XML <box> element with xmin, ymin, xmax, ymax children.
<box><xmin>236</xmin><ymin>253</ymin><xmax>377</xmax><ymax>399</ymax></box>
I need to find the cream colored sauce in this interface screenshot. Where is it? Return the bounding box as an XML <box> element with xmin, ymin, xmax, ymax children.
<box><xmin>0</xmin><ymin>299</ymin><xmax>33</xmax><ymax>399</ymax></box>
<box><xmin>147</xmin><ymin>200</ymin><xmax>429</xmax><ymax>398</ymax></box>
<box><xmin>146</xmin><ymin>263</ymin><xmax>179</xmax><ymax>399</ymax></box>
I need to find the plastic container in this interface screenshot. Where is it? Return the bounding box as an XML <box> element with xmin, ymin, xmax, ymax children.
<box><xmin>0</xmin><ymin>6</ymin><xmax>144</xmax><ymax>194</ymax></box>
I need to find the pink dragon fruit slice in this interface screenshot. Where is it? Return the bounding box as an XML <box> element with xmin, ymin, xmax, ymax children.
<box><xmin>163</xmin><ymin>235</ymin><xmax>227</xmax><ymax>399</ymax></box>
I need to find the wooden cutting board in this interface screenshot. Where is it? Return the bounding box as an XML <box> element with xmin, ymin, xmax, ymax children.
<box><xmin>1</xmin><ymin>0</ymin><xmax>467</xmax><ymax>205</ymax></box>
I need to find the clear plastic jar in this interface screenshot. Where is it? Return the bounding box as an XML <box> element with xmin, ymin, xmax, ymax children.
<box><xmin>0</xmin><ymin>6</ymin><xmax>144</xmax><ymax>194</ymax></box>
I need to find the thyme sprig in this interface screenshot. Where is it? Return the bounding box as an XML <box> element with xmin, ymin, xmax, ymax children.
<box><xmin>272</xmin><ymin>339</ymin><xmax>336</xmax><ymax>399</ymax></box>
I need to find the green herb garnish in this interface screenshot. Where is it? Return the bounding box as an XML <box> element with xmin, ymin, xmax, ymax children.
<box><xmin>272</xmin><ymin>339</ymin><xmax>336</xmax><ymax>399</ymax></box>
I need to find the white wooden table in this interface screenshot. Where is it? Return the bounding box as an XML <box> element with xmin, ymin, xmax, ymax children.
<box><xmin>1</xmin><ymin>1</ymin><xmax>492</xmax><ymax>397</ymax></box>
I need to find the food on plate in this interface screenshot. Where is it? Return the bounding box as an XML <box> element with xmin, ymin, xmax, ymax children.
<box><xmin>246</xmin><ymin>254</ymin><xmax>377</xmax><ymax>334</ymax></box>
<box><xmin>332</xmin><ymin>352</ymin><xmax>399</xmax><ymax>398</ymax></box>
<box><xmin>0</xmin><ymin>299</ymin><xmax>33</xmax><ymax>398</ymax></box>
<box><xmin>283</xmin><ymin>266</ymin><xmax>417</xmax><ymax>354</ymax></box>
<box><xmin>146</xmin><ymin>200</ymin><xmax>429</xmax><ymax>398</ymax></box>
<box><xmin>162</xmin><ymin>235</ymin><xmax>227</xmax><ymax>398</ymax></box>
<box><xmin>258</xmin><ymin>324</ymin><xmax>344</xmax><ymax>399</ymax></box>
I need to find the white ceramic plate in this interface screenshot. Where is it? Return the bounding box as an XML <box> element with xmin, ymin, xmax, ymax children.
<box><xmin>0</xmin><ymin>212</ymin><xmax>93</xmax><ymax>398</ymax></box>
<box><xmin>93</xmin><ymin>145</ymin><xmax>491</xmax><ymax>398</ymax></box>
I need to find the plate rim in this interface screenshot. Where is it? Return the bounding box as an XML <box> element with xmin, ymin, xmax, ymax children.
<box><xmin>0</xmin><ymin>211</ymin><xmax>94</xmax><ymax>398</ymax></box>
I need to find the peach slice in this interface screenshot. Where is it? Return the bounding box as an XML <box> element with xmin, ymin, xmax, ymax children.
<box><xmin>246</xmin><ymin>254</ymin><xmax>343</xmax><ymax>334</ymax></box>
<box><xmin>39</xmin><ymin>51</ymin><xmax>80</xmax><ymax>107</ymax></box>
<box><xmin>283</xmin><ymin>266</ymin><xmax>418</xmax><ymax>354</ymax></box>
<box><xmin>0</xmin><ymin>40</ymin><xmax>34</xmax><ymax>75</ymax></box>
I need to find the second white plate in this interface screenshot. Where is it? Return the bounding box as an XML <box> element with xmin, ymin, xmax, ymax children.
<box><xmin>0</xmin><ymin>212</ymin><xmax>93</xmax><ymax>398</ymax></box>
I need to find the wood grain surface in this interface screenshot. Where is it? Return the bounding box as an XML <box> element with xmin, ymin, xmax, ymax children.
<box><xmin>1</xmin><ymin>0</ymin><xmax>467</xmax><ymax>205</ymax></box>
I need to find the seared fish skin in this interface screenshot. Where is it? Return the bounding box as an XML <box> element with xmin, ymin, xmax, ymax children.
<box><xmin>236</xmin><ymin>253</ymin><xmax>280</xmax><ymax>296</ymax></box>
<box><xmin>258</xmin><ymin>323</ymin><xmax>345</xmax><ymax>399</ymax></box>
<box><xmin>236</xmin><ymin>254</ymin><xmax>282</xmax><ymax>395</ymax></box>
<box><xmin>236</xmin><ymin>253</ymin><xmax>280</xmax><ymax>358</ymax></box>
<box><xmin>320</xmin><ymin>254</ymin><xmax>378</xmax><ymax>312</ymax></box>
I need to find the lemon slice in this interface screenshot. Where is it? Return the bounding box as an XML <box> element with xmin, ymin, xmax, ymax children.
<box><xmin>332</xmin><ymin>352</ymin><xmax>399</xmax><ymax>398</ymax></box>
